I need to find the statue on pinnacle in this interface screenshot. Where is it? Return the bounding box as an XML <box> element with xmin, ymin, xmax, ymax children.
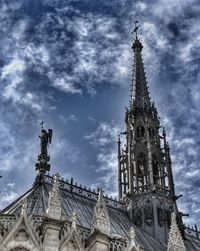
<box><xmin>35</xmin><ymin>121</ymin><xmax>53</xmax><ymax>175</ymax></box>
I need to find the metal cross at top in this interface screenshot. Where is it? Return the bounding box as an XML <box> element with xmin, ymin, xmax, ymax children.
<box><xmin>132</xmin><ymin>20</ymin><xmax>141</xmax><ymax>38</ymax></box>
<box><xmin>40</xmin><ymin>121</ymin><xmax>45</xmax><ymax>130</ymax></box>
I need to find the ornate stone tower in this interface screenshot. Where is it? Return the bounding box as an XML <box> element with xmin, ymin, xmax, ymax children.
<box><xmin>118</xmin><ymin>26</ymin><xmax>176</xmax><ymax>243</ymax></box>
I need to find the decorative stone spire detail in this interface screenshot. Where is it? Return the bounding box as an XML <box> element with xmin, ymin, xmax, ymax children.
<box><xmin>127</xmin><ymin>227</ymin><xmax>141</xmax><ymax>251</ymax></box>
<box><xmin>71</xmin><ymin>211</ymin><xmax>77</xmax><ymax>231</ymax></box>
<box><xmin>130</xmin><ymin>227</ymin><xmax>137</xmax><ymax>247</ymax></box>
<box><xmin>46</xmin><ymin>173</ymin><xmax>61</xmax><ymax>220</ymax></box>
<box><xmin>91</xmin><ymin>190</ymin><xmax>110</xmax><ymax>235</ymax></box>
<box><xmin>21</xmin><ymin>198</ymin><xmax>28</xmax><ymax>216</ymax></box>
<box><xmin>167</xmin><ymin>212</ymin><xmax>186</xmax><ymax>251</ymax></box>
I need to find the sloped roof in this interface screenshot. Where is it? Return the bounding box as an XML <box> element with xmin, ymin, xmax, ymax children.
<box><xmin>1</xmin><ymin>175</ymin><xmax>200</xmax><ymax>251</ymax></box>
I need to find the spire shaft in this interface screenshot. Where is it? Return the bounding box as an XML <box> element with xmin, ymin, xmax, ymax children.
<box><xmin>131</xmin><ymin>37</ymin><xmax>151</xmax><ymax>110</ymax></box>
<box><xmin>118</xmin><ymin>26</ymin><xmax>177</xmax><ymax>242</ymax></box>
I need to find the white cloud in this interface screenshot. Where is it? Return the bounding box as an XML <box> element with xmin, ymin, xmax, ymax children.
<box><xmin>85</xmin><ymin>121</ymin><xmax>121</xmax><ymax>197</ymax></box>
<box><xmin>1</xmin><ymin>58</ymin><xmax>25</xmax><ymax>78</ymax></box>
<box><xmin>52</xmin><ymin>77</ymin><xmax>82</xmax><ymax>94</ymax></box>
<box><xmin>84</xmin><ymin>122</ymin><xmax>120</xmax><ymax>147</ymax></box>
<box><xmin>1</xmin><ymin>191</ymin><xmax>19</xmax><ymax>209</ymax></box>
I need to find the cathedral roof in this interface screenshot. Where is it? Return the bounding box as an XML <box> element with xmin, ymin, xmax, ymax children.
<box><xmin>1</xmin><ymin>175</ymin><xmax>200</xmax><ymax>251</ymax></box>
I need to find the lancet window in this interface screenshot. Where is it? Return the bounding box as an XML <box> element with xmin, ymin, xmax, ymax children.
<box><xmin>148</xmin><ymin>127</ymin><xmax>158</xmax><ymax>144</ymax></box>
<box><xmin>136</xmin><ymin>126</ymin><xmax>145</xmax><ymax>138</ymax></box>
<box><xmin>148</xmin><ymin>127</ymin><xmax>155</xmax><ymax>138</ymax></box>
<box><xmin>136</xmin><ymin>152</ymin><xmax>148</xmax><ymax>187</ymax></box>
<box><xmin>152</xmin><ymin>153</ymin><xmax>160</xmax><ymax>185</ymax></box>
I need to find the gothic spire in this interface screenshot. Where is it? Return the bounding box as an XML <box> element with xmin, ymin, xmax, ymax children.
<box><xmin>91</xmin><ymin>189</ymin><xmax>110</xmax><ymax>236</ymax></box>
<box><xmin>118</xmin><ymin>24</ymin><xmax>177</xmax><ymax>243</ymax></box>
<box><xmin>35</xmin><ymin>123</ymin><xmax>53</xmax><ymax>175</ymax></box>
<box><xmin>167</xmin><ymin>212</ymin><xmax>186</xmax><ymax>251</ymax></box>
<box><xmin>46</xmin><ymin>173</ymin><xmax>62</xmax><ymax>220</ymax></box>
<box><xmin>130</xmin><ymin>22</ymin><xmax>151</xmax><ymax>111</ymax></box>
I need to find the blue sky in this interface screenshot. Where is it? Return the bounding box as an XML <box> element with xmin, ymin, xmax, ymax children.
<box><xmin>0</xmin><ymin>0</ymin><xmax>200</xmax><ymax>227</ymax></box>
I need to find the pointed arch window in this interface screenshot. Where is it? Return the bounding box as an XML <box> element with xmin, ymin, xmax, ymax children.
<box><xmin>152</xmin><ymin>153</ymin><xmax>160</xmax><ymax>185</ymax></box>
<box><xmin>149</xmin><ymin>127</ymin><xmax>157</xmax><ymax>144</ymax></box>
<box><xmin>136</xmin><ymin>126</ymin><xmax>145</xmax><ymax>138</ymax></box>
<box><xmin>109</xmin><ymin>242</ymin><xmax>124</xmax><ymax>251</ymax></box>
<box><xmin>136</xmin><ymin>152</ymin><xmax>148</xmax><ymax>188</ymax></box>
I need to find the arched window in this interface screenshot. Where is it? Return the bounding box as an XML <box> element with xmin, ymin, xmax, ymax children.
<box><xmin>136</xmin><ymin>126</ymin><xmax>145</xmax><ymax>138</ymax></box>
<box><xmin>136</xmin><ymin>152</ymin><xmax>148</xmax><ymax>188</ymax></box>
<box><xmin>109</xmin><ymin>242</ymin><xmax>124</xmax><ymax>251</ymax></box>
<box><xmin>152</xmin><ymin>153</ymin><xmax>159</xmax><ymax>184</ymax></box>
<box><xmin>149</xmin><ymin>127</ymin><xmax>156</xmax><ymax>141</ymax></box>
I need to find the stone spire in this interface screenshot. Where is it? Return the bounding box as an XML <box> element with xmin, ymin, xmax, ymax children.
<box><xmin>35</xmin><ymin>122</ymin><xmax>53</xmax><ymax>175</ymax></box>
<box><xmin>46</xmin><ymin>173</ymin><xmax>61</xmax><ymax>220</ymax></box>
<box><xmin>91</xmin><ymin>190</ymin><xmax>110</xmax><ymax>235</ymax></box>
<box><xmin>118</xmin><ymin>24</ymin><xmax>175</xmax><ymax>199</ymax></box>
<box><xmin>167</xmin><ymin>212</ymin><xmax>186</xmax><ymax>251</ymax></box>
<box><xmin>118</xmin><ymin>23</ymin><xmax>177</xmax><ymax>243</ymax></box>
<box><xmin>130</xmin><ymin>25</ymin><xmax>151</xmax><ymax>111</ymax></box>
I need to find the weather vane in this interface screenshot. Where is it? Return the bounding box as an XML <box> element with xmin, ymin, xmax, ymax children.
<box><xmin>131</xmin><ymin>20</ymin><xmax>141</xmax><ymax>38</ymax></box>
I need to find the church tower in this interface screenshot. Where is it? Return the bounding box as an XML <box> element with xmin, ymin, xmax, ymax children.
<box><xmin>118</xmin><ymin>24</ymin><xmax>177</xmax><ymax>243</ymax></box>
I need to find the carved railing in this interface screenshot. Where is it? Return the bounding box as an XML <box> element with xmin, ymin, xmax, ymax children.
<box><xmin>154</xmin><ymin>185</ymin><xmax>172</xmax><ymax>197</ymax></box>
<box><xmin>132</xmin><ymin>184</ymin><xmax>172</xmax><ymax>197</ymax></box>
<box><xmin>184</xmin><ymin>225</ymin><xmax>200</xmax><ymax>240</ymax></box>
<box><xmin>43</xmin><ymin>175</ymin><xmax>125</xmax><ymax>211</ymax></box>
<box><xmin>132</xmin><ymin>184</ymin><xmax>151</xmax><ymax>194</ymax></box>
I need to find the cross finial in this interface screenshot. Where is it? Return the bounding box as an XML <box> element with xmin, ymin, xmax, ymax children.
<box><xmin>131</xmin><ymin>20</ymin><xmax>140</xmax><ymax>39</ymax></box>
<box><xmin>40</xmin><ymin>121</ymin><xmax>45</xmax><ymax>130</ymax></box>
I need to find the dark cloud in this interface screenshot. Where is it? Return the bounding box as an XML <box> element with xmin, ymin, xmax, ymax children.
<box><xmin>0</xmin><ymin>0</ymin><xmax>200</xmax><ymax>227</ymax></box>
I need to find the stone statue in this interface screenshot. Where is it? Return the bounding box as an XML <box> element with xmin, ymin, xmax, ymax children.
<box><xmin>35</xmin><ymin>124</ymin><xmax>53</xmax><ymax>175</ymax></box>
<box><xmin>133</xmin><ymin>207</ymin><xmax>142</xmax><ymax>227</ymax></box>
<box><xmin>39</xmin><ymin>129</ymin><xmax>53</xmax><ymax>156</ymax></box>
<box><xmin>144</xmin><ymin>200</ymin><xmax>153</xmax><ymax>226</ymax></box>
<box><xmin>157</xmin><ymin>206</ymin><xmax>166</xmax><ymax>227</ymax></box>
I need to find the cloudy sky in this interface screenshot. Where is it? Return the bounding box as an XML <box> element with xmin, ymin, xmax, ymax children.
<box><xmin>0</xmin><ymin>0</ymin><xmax>200</xmax><ymax>227</ymax></box>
